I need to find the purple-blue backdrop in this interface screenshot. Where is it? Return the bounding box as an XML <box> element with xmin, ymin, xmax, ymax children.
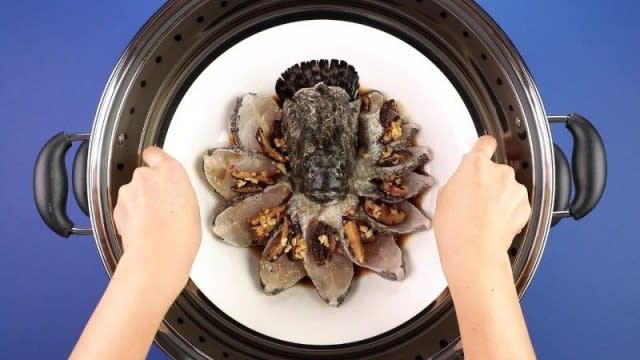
<box><xmin>1</xmin><ymin>1</ymin><xmax>638</xmax><ymax>359</ymax></box>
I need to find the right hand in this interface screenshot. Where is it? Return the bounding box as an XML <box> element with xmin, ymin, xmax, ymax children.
<box><xmin>433</xmin><ymin>136</ymin><xmax>531</xmax><ymax>279</ymax></box>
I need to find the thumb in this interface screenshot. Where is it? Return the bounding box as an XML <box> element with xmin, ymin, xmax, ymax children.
<box><xmin>469</xmin><ymin>135</ymin><xmax>497</xmax><ymax>160</ymax></box>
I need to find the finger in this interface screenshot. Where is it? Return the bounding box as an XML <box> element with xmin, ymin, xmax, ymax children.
<box><xmin>113</xmin><ymin>186</ymin><xmax>129</xmax><ymax>234</ymax></box>
<box><xmin>516</xmin><ymin>183</ymin><xmax>530</xmax><ymax>203</ymax></box>
<box><xmin>513</xmin><ymin>184</ymin><xmax>532</xmax><ymax>223</ymax></box>
<box><xmin>469</xmin><ymin>135</ymin><xmax>497</xmax><ymax>160</ymax></box>
<box><xmin>494</xmin><ymin>163</ymin><xmax>516</xmax><ymax>180</ymax></box>
<box><xmin>514</xmin><ymin>198</ymin><xmax>532</xmax><ymax>230</ymax></box>
<box><xmin>142</xmin><ymin>146</ymin><xmax>174</xmax><ymax>167</ymax></box>
<box><xmin>503</xmin><ymin>180</ymin><xmax>527</xmax><ymax>205</ymax></box>
<box><xmin>131</xmin><ymin>166</ymin><xmax>152</xmax><ymax>182</ymax></box>
<box><xmin>116</xmin><ymin>184</ymin><xmax>130</xmax><ymax>203</ymax></box>
<box><xmin>112</xmin><ymin>202</ymin><xmax>124</xmax><ymax>234</ymax></box>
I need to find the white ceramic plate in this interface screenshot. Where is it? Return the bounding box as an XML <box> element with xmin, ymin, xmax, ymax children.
<box><xmin>163</xmin><ymin>20</ymin><xmax>477</xmax><ymax>346</ymax></box>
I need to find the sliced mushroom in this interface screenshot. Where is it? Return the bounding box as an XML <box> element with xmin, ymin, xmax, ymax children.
<box><xmin>382</xmin><ymin>116</ymin><xmax>404</xmax><ymax>144</ymax></box>
<box><xmin>309</xmin><ymin>221</ymin><xmax>339</xmax><ymax>266</ymax></box>
<box><xmin>362</xmin><ymin>90</ymin><xmax>385</xmax><ymax>115</ymax></box>
<box><xmin>230</xmin><ymin>182</ymin><xmax>262</xmax><ymax>194</ymax></box>
<box><xmin>379</xmin><ymin>99</ymin><xmax>399</xmax><ymax>128</ymax></box>
<box><xmin>265</xmin><ymin>216</ymin><xmax>291</xmax><ymax>261</ymax></box>
<box><xmin>363</xmin><ymin>198</ymin><xmax>407</xmax><ymax>226</ymax></box>
<box><xmin>357</xmin><ymin>90</ymin><xmax>386</xmax><ymax>161</ymax></box>
<box><xmin>337</xmin><ymin>218</ymin><xmax>405</xmax><ymax>280</ymax></box>
<box><xmin>203</xmin><ymin>148</ymin><xmax>281</xmax><ymax>200</ymax></box>
<box><xmin>303</xmin><ymin>218</ymin><xmax>354</xmax><ymax>306</ymax></box>
<box><xmin>213</xmin><ymin>183</ymin><xmax>292</xmax><ymax>247</ymax></box>
<box><xmin>357</xmin><ymin>172</ymin><xmax>434</xmax><ymax>203</ymax></box>
<box><xmin>259</xmin><ymin>225</ymin><xmax>306</xmax><ymax>295</ymax></box>
<box><xmin>365</xmin><ymin>200</ymin><xmax>431</xmax><ymax>234</ymax></box>
<box><xmin>378</xmin><ymin>148</ymin><xmax>412</xmax><ymax>167</ymax></box>
<box><xmin>382</xmin><ymin>178</ymin><xmax>410</xmax><ymax>198</ymax></box>
<box><xmin>357</xmin><ymin>93</ymin><xmax>425</xmax><ymax>168</ymax></box>
<box><xmin>390</xmin><ymin>123</ymin><xmax>420</xmax><ymax>150</ymax></box>
<box><xmin>288</xmin><ymin>221</ymin><xmax>307</xmax><ymax>261</ymax></box>
<box><xmin>256</xmin><ymin>127</ymin><xmax>288</xmax><ymax>163</ymax></box>
<box><xmin>376</xmin><ymin>146</ymin><xmax>432</xmax><ymax>178</ymax></box>
<box><xmin>359</xmin><ymin>93</ymin><xmax>371</xmax><ymax>112</ymax></box>
<box><xmin>230</xmin><ymin>93</ymin><xmax>282</xmax><ymax>152</ymax></box>
<box><xmin>232</xmin><ymin>170</ymin><xmax>277</xmax><ymax>184</ymax></box>
<box><xmin>271</xmin><ymin>119</ymin><xmax>287</xmax><ymax>154</ymax></box>
<box><xmin>343</xmin><ymin>220</ymin><xmax>365</xmax><ymax>263</ymax></box>
<box><xmin>230</xmin><ymin>169</ymin><xmax>279</xmax><ymax>194</ymax></box>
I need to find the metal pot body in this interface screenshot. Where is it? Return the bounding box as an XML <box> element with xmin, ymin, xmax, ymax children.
<box><xmin>33</xmin><ymin>0</ymin><xmax>606</xmax><ymax>359</ymax></box>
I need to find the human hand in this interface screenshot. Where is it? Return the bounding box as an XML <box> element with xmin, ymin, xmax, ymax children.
<box><xmin>433</xmin><ymin>136</ymin><xmax>531</xmax><ymax>281</ymax></box>
<box><xmin>113</xmin><ymin>147</ymin><xmax>201</xmax><ymax>296</ymax></box>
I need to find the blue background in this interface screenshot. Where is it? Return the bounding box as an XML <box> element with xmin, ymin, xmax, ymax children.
<box><xmin>1</xmin><ymin>1</ymin><xmax>638</xmax><ymax>359</ymax></box>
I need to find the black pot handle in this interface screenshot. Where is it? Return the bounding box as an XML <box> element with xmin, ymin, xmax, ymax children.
<box><xmin>73</xmin><ymin>139</ymin><xmax>90</xmax><ymax>216</ymax></box>
<box><xmin>550</xmin><ymin>113</ymin><xmax>607</xmax><ymax>224</ymax></box>
<box><xmin>34</xmin><ymin>132</ymin><xmax>92</xmax><ymax>237</ymax></box>
<box><xmin>552</xmin><ymin>144</ymin><xmax>571</xmax><ymax>227</ymax></box>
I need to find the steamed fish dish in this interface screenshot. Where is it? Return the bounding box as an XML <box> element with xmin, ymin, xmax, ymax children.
<box><xmin>203</xmin><ymin>59</ymin><xmax>433</xmax><ymax>306</ymax></box>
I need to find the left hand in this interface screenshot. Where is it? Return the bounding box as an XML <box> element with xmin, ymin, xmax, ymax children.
<box><xmin>113</xmin><ymin>147</ymin><xmax>201</xmax><ymax>295</ymax></box>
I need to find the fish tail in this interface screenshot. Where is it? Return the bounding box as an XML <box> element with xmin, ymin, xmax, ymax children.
<box><xmin>275</xmin><ymin>59</ymin><xmax>360</xmax><ymax>101</ymax></box>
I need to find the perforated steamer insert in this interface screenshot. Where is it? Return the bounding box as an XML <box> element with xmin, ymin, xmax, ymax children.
<box><xmin>33</xmin><ymin>1</ymin><xmax>607</xmax><ymax>359</ymax></box>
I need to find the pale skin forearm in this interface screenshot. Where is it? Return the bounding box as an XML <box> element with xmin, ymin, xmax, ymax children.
<box><xmin>71</xmin><ymin>147</ymin><xmax>200</xmax><ymax>359</ymax></box>
<box><xmin>70</xmin><ymin>254</ymin><xmax>179</xmax><ymax>360</ymax></box>
<box><xmin>71</xmin><ymin>140</ymin><xmax>534</xmax><ymax>359</ymax></box>
<box><xmin>445</xmin><ymin>254</ymin><xmax>536</xmax><ymax>360</ymax></box>
<box><xmin>435</xmin><ymin>137</ymin><xmax>535</xmax><ymax>359</ymax></box>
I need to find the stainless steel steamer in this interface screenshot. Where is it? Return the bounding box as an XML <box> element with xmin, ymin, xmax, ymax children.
<box><xmin>34</xmin><ymin>1</ymin><xmax>606</xmax><ymax>359</ymax></box>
